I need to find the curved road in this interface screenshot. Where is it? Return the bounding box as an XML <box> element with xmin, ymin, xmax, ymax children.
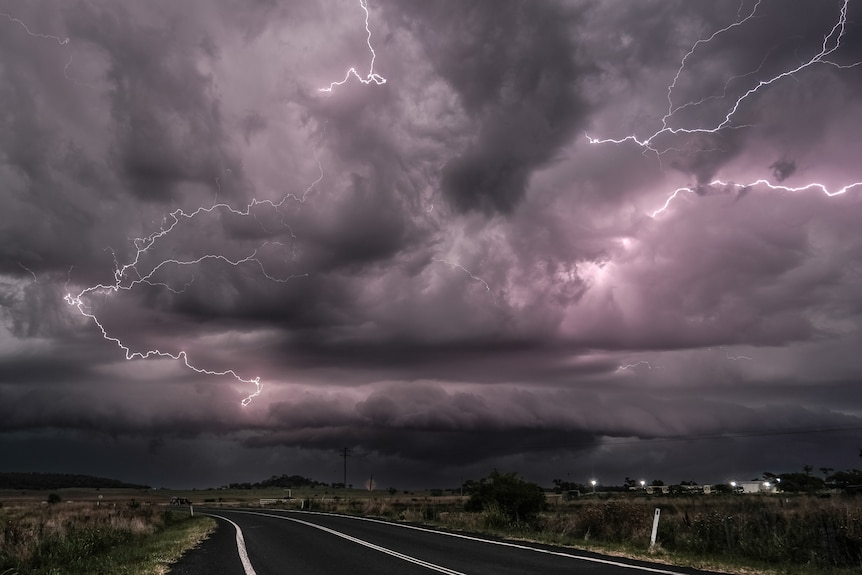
<box><xmin>169</xmin><ymin>508</ymin><xmax>723</xmax><ymax>575</ymax></box>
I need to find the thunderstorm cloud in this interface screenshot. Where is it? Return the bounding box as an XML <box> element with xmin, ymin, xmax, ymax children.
<box><xmin>1</xmin><ymin>0</ymin><xmax>861</xmax><ymax>488</ymax></box>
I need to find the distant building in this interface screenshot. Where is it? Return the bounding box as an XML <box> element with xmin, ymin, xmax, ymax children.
<box><xmin>645</xmin><ymin>485</ymin><xmax>670</xmax><ymax>495</ymax></box>
<box><xmin>731</xmin><ymin>481</ymin><xmax>777</xmax><ymax>494</ymax></box>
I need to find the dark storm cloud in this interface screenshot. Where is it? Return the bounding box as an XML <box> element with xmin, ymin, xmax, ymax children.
<box><xmin>390</xmin><ymin>0</ymin><xmax>588</xmax><ymax>215</ymax></box>
<box><xmin>1</xmin><ymin>0</ymin><xmax>862</xmax><ymax>489</ymax></box>
<box><xmin>769</xmin><ymin>158</ymin><xmax>797</xmax><ymax>182</ymax></box>
<box><xmin>65</xmin><ymin>4</ymin><xmax>237</xmax><ymax>203</ymax></box>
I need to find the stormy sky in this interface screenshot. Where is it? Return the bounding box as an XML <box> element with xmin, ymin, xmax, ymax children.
<box><xmin>2</xmin><ymin>0</ymin><xmax>862</xmax><ymax>490</ymax></box>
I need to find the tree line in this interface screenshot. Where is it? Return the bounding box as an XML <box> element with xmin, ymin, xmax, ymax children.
<box><xmin>0</xmin><ymin>472</ymin><xmax>149</xmax><ymax>490</ymax></box>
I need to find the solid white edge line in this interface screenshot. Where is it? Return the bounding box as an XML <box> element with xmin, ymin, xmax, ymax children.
<box><xmin>280</xmin><ymin>509</ymin><xmax>691</xmax><ymax>575</ymax></box>
<box><xmin>206</xmin><ymin>513</ymin><xmax>258</xmax><ymax>575</ymax></box>
<box><xmin>228</xmin><ymin>509</ymin><xmax>466</xmax><ymax>575</ymax></box>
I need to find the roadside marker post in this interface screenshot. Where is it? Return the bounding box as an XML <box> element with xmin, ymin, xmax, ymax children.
<box><xmin>650</xmin><ymin>508</ymin><xmax>660</xmax><ymax>549</ymax></box>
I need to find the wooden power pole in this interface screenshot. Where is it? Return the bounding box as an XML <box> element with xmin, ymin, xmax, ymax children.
<box><xmin>339</xmin><ymin>447</ymin><xmax>351</xmax><ymax>488</ymax></box>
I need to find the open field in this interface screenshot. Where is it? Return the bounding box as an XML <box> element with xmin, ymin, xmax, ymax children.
<box><xmin>272</xmin><ymin>491</ymin><xmax>862</xmax><ymax>575</ymax></box>
<box><xmin>0</xmin><ymin>497</ymin><xmax>214</xmax><ymax>575</ymax></box>
<box><xmin>3</xmin><ymin>487</ymin><xmax>860</xmax><ymax>574</ymax></box>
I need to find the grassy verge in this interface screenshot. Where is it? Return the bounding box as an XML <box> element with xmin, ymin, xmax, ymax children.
<box><xmin>292</xmin><ymin>493</ymin><xmax>862</xmax><ymax>575</ymax></box>
<box><xmin>0</xmin><ymin>502</ymin><xmax>215</xmax><ymax>575</ymax></box>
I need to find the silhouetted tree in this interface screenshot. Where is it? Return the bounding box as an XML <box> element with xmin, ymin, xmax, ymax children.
<box><xmin>778</xmin><ymin>472</ymin><xmax>824</xmax><ymax>493</ymax></box>
<box><xmin>826</xmin><ymin>469</ymin><xmax>862</xmax><ymax>491</ymax></box>
<box><xmin>465</xmin><ymin>470</ymin><xmax>546</xmax><ymax>524</ymax></box>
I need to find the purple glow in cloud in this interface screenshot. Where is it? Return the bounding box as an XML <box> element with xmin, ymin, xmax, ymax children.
<box><xmin>1</xmin><ymin>0</ymin><xmax>861</xmax><ymax>489</ymax></box>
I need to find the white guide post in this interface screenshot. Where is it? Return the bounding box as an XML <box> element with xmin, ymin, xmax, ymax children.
<box><xmin>650</xmin><ymin>507</ymin><xmax>660</xmax><ymax>549</ymax></box>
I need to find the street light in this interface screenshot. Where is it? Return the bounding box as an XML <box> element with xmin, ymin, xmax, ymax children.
<box><xmin>590</xmin><ymin>479</ymin><xmax>597</xmax><ymax>493</ymax></box>
<box><xmin>640</xmin><ymin>480</ymin><xmax>646</xmax><ymax>489</ymax></box>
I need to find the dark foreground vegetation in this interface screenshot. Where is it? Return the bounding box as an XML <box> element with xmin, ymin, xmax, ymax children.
<box><xmin>0</xmin><ymin>500</ymin><xmax>212</xmax><ymax>575</ymax></box>
<box><xmin>293</xmin><ymin>472</ymin><xmax>862</xmax><ymax>575</ymax></box>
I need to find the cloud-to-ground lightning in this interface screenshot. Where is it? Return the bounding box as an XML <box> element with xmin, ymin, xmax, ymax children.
<box><xmin>587</xmin><ymin>0</ymin><xmax>862</xmax><ymax>216</ymax></box>
<box><xmin>319</xmin><ymin>0</ymin><xmax>387</xmax><ymax>92</ymax></box>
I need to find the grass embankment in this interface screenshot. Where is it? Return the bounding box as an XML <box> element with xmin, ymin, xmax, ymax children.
<box><xmin>0</xmin><ymin>501</ymin><xmax>214</xmax><ymax>575</ymax></box>
<box><xmin>297</xmin><ymin>493</ymin><xmax>862</xmax><ymax>575</ymax></box>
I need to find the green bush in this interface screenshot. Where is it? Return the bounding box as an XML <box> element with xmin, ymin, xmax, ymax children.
<box><xmin>465</xmin><ymin>470</ymin><xmax>546</xmax><ymax>525</ymax></box>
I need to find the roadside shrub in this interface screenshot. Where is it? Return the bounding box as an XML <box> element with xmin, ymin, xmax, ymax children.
<box><xmin>465</xmin><ymin>471</ymin><xmax>546</xmax><ymax>525</ymax></box>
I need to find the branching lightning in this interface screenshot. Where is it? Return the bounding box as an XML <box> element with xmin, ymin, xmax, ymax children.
<box><xmin>319</xmin><ymin>0</ymin><xmax>387</xmax><ymax>93</ymax></box>
<box><xmin>64</xmin><ymin>200</ymin><xmax>312</xmax><ymax>406</ymax></box>
<box><xmin>63</xmin><ymin>135</ymin><xmax>324</xmax><ymax>406</ymax></box>
<box><xmin>60</xmin><ymin>5</ymin><xmax>389</xmax><ymax>406</ymax></box>
<box><xmin>587</xmin><ymin>0</ymin><xmax>862</xmax><ymax>216</ymax></box>
<box><xmin>650</xmin><ymin>179</ymin><xmax>862</xmax><ymax>217</ymax></box>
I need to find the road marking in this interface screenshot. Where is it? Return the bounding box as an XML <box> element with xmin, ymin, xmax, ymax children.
<box><xmin>206</xmin><ymin>513</ymin><xmax>258</xmax><ymax>575</ymax></box>
<box><xmin>285</xmin><ymin>510</ymin><xmax>690</xmax><ymax>575</ymax></box>
<box><xmin>228</xmin><ymin>510</ymin><xmax>466</xmax><ymax>575</ymax></box>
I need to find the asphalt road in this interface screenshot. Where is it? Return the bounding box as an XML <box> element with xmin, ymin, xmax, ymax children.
<box><xmin>169</xmin><ymin>508</ymin><xmax>724</xmax><ymax>575</ymax></box>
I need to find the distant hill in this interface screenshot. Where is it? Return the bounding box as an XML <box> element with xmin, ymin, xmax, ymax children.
<box><xmin>0</xmin><ymin>472</ymin><xmax>150</xmax><ymax>490</ymax></box>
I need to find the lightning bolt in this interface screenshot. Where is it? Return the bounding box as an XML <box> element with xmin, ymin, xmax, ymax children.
<box><xmin>719</xmin><ymin>346</ymin><xmax>753</xmax><ymax>361</ymax></box>
<box><xmin>59</xmin><ymin>2</ymin><xmax>389</xmax><ymax>406</ymax></box>
<box><xmin>615</xmin><ymin>360</ymin><xmax>655</xmax><ymax>373</ymax></box>
<box><xmin>1</xmin><ymin>11</ymin><xmax>70</xmax><ymax>46</ymax></box>
<box><xmin>650</xmin><ymin>179</ymin><xmax>862</xmax><ymax>217</ymax></box>
<box><xmin>587</xmin><ymin>0</ymin><xmax>862</xmax><ymax>215</ymax></box>
<box><xmin>61</xmin><ymin>125</ymin><xmax>331</xmax><ymax>406</ymax></box>
<box><xmin>64</xmin><ymin>202</ymin><xmax>310</xmax><ymax>406</ymax></box>
<box><xmin>433</xmin><ymin>258</ymin><xmax>495</xmax><ymax>302</ymax></box>
<box><xmin>18</xmin><ymin>262</ymin><xmax>39</xmax><ymax>284</ymax></box>
<box><xmin>319</xmin><ymin>0</ymin><xmax>387</xmax><ymax>92</ymax></box>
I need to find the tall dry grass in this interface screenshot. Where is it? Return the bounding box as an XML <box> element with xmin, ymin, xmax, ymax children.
<box><xmin>0</xmin><ymin>500</ymin><xmax>166</xmax><ymax>574</ymax></box>
<box><xmin>296</xmin><ymin>493</ymin><xmax>862</xmax><ymax>571</ymax></box>
<box><xmin>531</xmin><ymin>495</ymin><xmax>862</xmax><ymax>570</ymax></box>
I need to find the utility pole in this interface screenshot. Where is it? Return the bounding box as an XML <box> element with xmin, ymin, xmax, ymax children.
<box><xmin>339</xmin><ymin>447</ymin><xmax>351</xmax><ymax>488</ymax></box>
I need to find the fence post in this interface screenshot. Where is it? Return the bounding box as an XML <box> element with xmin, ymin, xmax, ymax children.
<box><xmin>189</xmin><ymin>504</ymin><xmax>194</xmax><ymax>517</ymax></box>
<box><xmin>650</xmin><ymin>507</ymin><xmax>661</xmax><ymax>549</ymax></box>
